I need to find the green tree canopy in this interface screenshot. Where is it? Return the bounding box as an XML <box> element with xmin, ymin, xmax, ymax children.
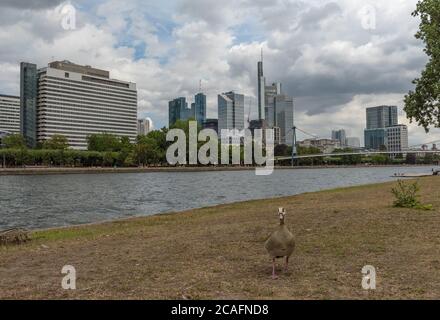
<box><xmin>2</xmin><ymin>134</ymin><xmax>26</xmax><ymax>149</ymax></box>
<box><xmin>42</xmin><ymin>135</ymin><xmax>69</xmax><ymax>150</ymax></box>
<box><xmin>404</xmin><ymin>0</ymin><xmax>440</xmax><ymax>131</ymax></box>
<box><xmin>87</xmin><ymin>133</ymin><xmax>126</xmax><ymax>152</ymax></box>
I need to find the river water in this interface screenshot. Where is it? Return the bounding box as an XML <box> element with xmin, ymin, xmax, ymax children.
<box><xmin>0</xmin><ymin>166</ymin><xmax>436</xmax><ymax>230</ymax></box>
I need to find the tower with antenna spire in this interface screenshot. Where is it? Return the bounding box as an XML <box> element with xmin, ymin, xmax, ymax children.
<box><xmin>257</xmin><ymin>48</ymin><xmax>266</xmax><ymax>121</ymax></box>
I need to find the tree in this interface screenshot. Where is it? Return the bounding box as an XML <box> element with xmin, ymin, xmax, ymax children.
<box><xmin>42</xmin><ymin>135</ymin><xmax>69</xmax><ymax>150</ymax></box>
<box><xmin>2</xmin><ymin>134</ymin><xmax>26</xmax><ymax>149</ymax></box>
<box><xmin>134</xmin><ymin>136</ymin><xmax>161</xmax><ymax>166</ymax></box>
<box><xmin>404</xmin><ymin>0</ymin><xmax>440</xmax><ymax>131</ymax></box>
<box><xmin>87</xmin><ymin>133</ymin><xmax>123</xmax><ymax>152</ymax></box>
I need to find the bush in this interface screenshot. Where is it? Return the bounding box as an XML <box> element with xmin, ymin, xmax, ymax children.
<box><xmin>391</xmin><ymin>180</ymin><xmax>433</xmax><ymax>210</ymax></box>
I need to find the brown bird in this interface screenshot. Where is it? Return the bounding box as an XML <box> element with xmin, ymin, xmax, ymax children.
<box><xmin>264</xmin><ymin>208</ymin><xmax>296</xmax><ymax>279</ymax></box>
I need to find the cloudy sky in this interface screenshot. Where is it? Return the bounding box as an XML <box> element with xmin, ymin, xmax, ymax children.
<box><xmin>0</xmin><ymin>0</ymin><xmax>439</xmax><ymax>145</ymax></box>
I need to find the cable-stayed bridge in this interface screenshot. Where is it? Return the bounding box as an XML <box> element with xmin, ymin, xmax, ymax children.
<box><xmin>275</xmin><ymin>126</ymin><xmax>440</xmax><ymax>162</ymax></box>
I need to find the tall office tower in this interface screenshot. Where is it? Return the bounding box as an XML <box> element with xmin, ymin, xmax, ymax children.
<box><xmin>366</xmin><ymin>106</ymin><xmax>398</xmax><ymax>129</ymax></box>
<box><xmin>331</xmin><ymin>129</ymin><xmax>347</xmax><ymax>146</ymax></box>
<box><xmin>20</xmin><ymin>62</ymin><xmax>38</xmax><ymax>148</ymax></box>
<box><xmin>218</xmin><ymin>91</ymin><xmax>245</xmax><ymax>132</ymax></box>
<box><xmin>35</xmin><ymin>60</ymin><xmax>137</xmax><ymax>150</ymax></box>
<box><xmin>194</xmin><ymin>92</ymin><xmax>207</xmax><ymax>126</ymax></box>
<box><xmin>0</xmin><ymin>94</ymin><xmax>20</xmax><ymax>134</ymax></box>
<box><xmin>137</xmin><ymin>118</ymin><xmax>151</xmax><ymax>136</ymax></box>
<box><xmin>257</xmin><ymin>52</ymin><xmax>266</xmax><ymax>121</ymax></box>
<box><xmin>274</xmin><ymin>94</ymin><xmax>294</xmax><ymax>146</ymax></box>
<box><xmin>264</xmin><ymin>82</ymin><xmax>282</xmax><ymax>128</ymax></box>
<box><xmin>169</xmin><ymin>97</ymin><xmax>194</xmax><ymax>126</ymax></box>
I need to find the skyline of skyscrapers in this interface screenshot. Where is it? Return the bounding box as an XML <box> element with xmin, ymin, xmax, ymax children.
<box><xmin>0</xmin><ymin>58</ymin><xmax>424</xmax><ymax>152</ymax></box>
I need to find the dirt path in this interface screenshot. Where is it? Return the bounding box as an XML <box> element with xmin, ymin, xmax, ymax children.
<box><xmin>1</xmin><ymin>177</ymin><xmax>440</xmax><ymax>299</ymax></box>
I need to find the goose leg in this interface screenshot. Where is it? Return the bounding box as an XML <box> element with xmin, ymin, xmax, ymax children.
<box><xmin>272</xmin><ymin>258</ymin><xmax>278</xmax><ymax>279</ymax></box>
<box><xmin>284</xmin><ymin>256</ymin><xmax>289</xmax><ymax>272</ymax></box>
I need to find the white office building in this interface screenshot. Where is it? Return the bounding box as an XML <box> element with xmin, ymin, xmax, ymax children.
<box><xmin>35</xmin><ymin>61</ymin><xmax>137</xmax><ymax>150</ymax></box>
<box><xmin>0</xmin><ymin>94</ymin><xmax>20</xmax><ymax>134</ymax></box>
<box><xmin>137</xmin><ymin>118</ymin><xmax>151</xmax><ymax>136</ymax></box>
<box><xmin>386</xmin><ymin>125</ymin><xmax>408</xmax><ymax>153</ymax></box>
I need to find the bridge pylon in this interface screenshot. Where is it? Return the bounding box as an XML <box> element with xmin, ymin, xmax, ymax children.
<box><xmin>291</xmin><ymin>126</ymin><xmax>297</xmax><ymax>167</ymax></box>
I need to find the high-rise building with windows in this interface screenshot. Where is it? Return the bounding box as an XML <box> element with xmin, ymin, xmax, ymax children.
<box><xmin>364</xmin><ymin>105</ymin><xmax>408</xmax><ymax>152</ymax></box>
<box><xmin>274</xmin><ymin>95</ymin><xmax>294</xmax><ymax>146</ymax></box>
<box><xmin>257</xmin><ymin>54</ymin><xmax>266</xmax><ymax>121</ymax></box>
<box><xmin>364</xmin><ymin>128</ymin><xmax>387</xmax><ymax>150</ymax></box>
<box><xmin>0</xmin><ymin>94</ymin><xmax>20</xmax><ymax>134</ymax></box>
<box><xmin>169</xmin><ymin>97</ymin><xmax>195</xmax><ymax>127</ymax></box>
<box><xmin>366</xmin><ymin>106</ymin><xmax>398</xmax><ymax>129</ymax></box>
<box><xmin>194</xmin><ymin>93</ymin><xmax>206</xmax><ymax>126</ymax></box>
<box><xmin>218</xmin><ymin>92</ymin><xmax>245</xmax><ymax>132</ymax></box>
<box><xmin>137</xmin><ymin>118</ymin><xmax>151</xmax><ymax>136</ymax></box>
<box><xmin>265</xmin><ymin>82</ymin><xmax>282</xmax><ymax>128</ymax></box>
<box><xmin>332</xmin><ymin>129</ymin><xmax>347</xmax><ymax>147</ymax></box>
<box><xmin>20</xmin><ymin>62</ymin><xmax>38</xmax><ymax>148</ymax></box>
<box><xmin>386</xmin><ymin>125</ymin><xmax>408</xmax><ymax>153</ymax></box>
<box><xmin>20</xmin><ymin>60</ymin><xmax>138</xmax><ymax>150</ymax></box>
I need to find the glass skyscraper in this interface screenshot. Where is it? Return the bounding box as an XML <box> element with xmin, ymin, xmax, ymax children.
<box><xmin>364</xmin><ymin>128</ymin><xmax>387</xmax><ymax>150</ymax></box>
<box><xmin>366</xmin><ymin>106</ymin><xmax>398</xmax><ymax>129</ymax></box>
<box><xmin>218</xmin><ymin>92</ymin><xmax>245</xmax><ymax>132</ymax></box>
<box><xmin>332</xmin><ymin>129</ymin><xmax>347</xmax><ymax>146</ymax></box>
<box><xmin>194</xmin><ymin>93</ymin><xmax>206</xmax><ymax>126</ymax></box>
<box><xmin>20</xmin><ymin>62</ymin><xmax>38</xmax><ymax>148</ymax></box>
<box><xmin>168</xmin><ymin>97</ymin><xmax>195</xmax><ymax>127</ymax></box>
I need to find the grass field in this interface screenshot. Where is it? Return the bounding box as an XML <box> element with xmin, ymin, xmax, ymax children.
<box><xmin>1</xmin><ymin>177</ymin><xmax>440</xmax><ymax>299</ymax></box>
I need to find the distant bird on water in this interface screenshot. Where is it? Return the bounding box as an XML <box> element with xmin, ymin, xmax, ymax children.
<box><xmin>264</xmin><ymin>208</ymin><xmax>296</xmax><ymax>279</ymax></box>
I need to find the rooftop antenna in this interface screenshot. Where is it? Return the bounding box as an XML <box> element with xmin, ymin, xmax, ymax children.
<box><xmin>261</xmin><ymin>47</ymin><xmax>263</xmax><ymax>63</ymax></box>
<box><xmin>199</xmin><ymin>79</ymin><xmax>202</xmax><ymax>93</ymax></box>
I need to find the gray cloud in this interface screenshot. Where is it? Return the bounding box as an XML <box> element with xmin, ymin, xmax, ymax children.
<box><xmin>0</xmin><ymin>0</ymin><xmax>64</xmax><ymax>9</ymax></box>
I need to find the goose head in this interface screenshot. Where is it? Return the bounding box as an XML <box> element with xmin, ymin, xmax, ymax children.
<box><xmin>278</xmin><ymin>207</ymin><xmax>286</xmax><ymax>225</ymax></box>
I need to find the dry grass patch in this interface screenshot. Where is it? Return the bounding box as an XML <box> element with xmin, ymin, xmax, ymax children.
<box><xmin>1</xmin><ymin>177</ymin><xmax>440</xmax><ymax>299</ymax></box>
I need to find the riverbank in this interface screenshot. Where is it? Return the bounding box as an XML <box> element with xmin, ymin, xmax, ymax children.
<box><xmin>1</xmin><ymin>176</ymin><xmax>440</xmax><ymax>299</ymax></box>
<box><xmin>0</xmin><ymin>164</ymin><xmax>437</xmax><ymax>176</ymax></box>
